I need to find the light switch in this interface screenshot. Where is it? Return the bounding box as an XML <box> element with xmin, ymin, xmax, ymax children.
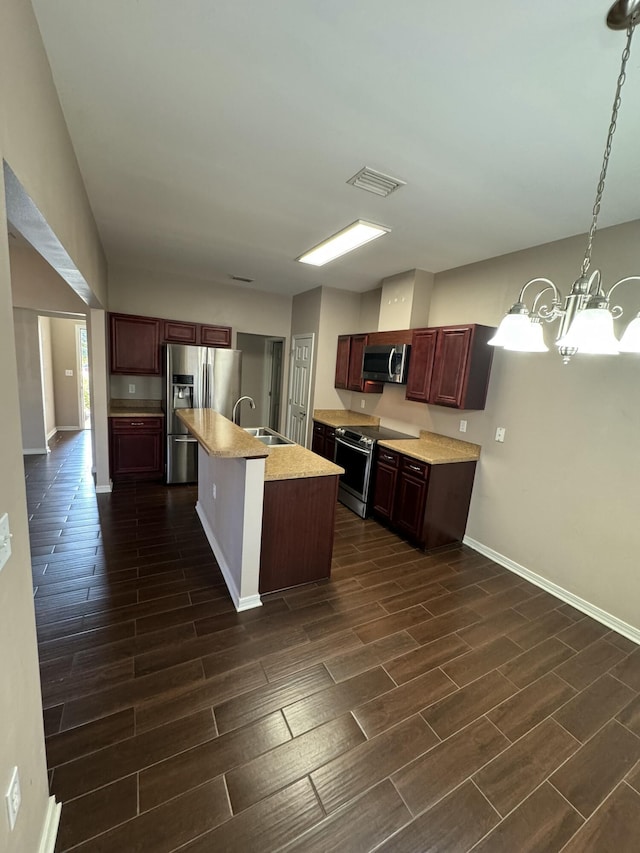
<box><xmin>65</xmin><ymin>369</ymin><xmax>73</xmax><ymax>377</ymax></box>
<box><xmin>495</xmin><ymin>427</ymin><xmax>506</xmax><ymax>443</ymax></box>
<box><xmin>459</xmin><ymin>420</ymin><xmax>467</xmax><ymax>433</ymax></box>
<box><xmin>0</xmin><ymin>513</ymin><xmax>12</xmax><ymax>573</ymax></box>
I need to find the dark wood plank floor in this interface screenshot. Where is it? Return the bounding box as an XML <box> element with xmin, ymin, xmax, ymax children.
<box><xmin>25</xmin><ymin>430</ymin><xmax>640</xmax><ymax>852</ymax></box>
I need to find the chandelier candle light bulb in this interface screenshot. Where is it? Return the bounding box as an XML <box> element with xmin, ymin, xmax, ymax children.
<box><xmin>490</xmin><ymin>0</ymin><xmax>640</xmax><ymax>363</ymax></box>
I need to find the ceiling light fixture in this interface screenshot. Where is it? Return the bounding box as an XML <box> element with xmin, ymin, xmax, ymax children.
<box><xmin>490</xmin><ymin>0</ymin><xmax>640</xmax><ymax>363</ymax></box>
<box><xmin>296</xmin><ymin>219</ymin><xmax>390</xmax><ymax>266</ymax></box>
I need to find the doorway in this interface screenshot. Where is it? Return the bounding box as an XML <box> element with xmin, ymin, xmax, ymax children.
<box><xmin>77</xmin><ymin>323</ymin><xmax>91</xmax><ymax>428</ymax></box>
<box><xmin>236</xmin><ymin>333</ymin><xmax>286</xmax><ymax>430</ymax></box>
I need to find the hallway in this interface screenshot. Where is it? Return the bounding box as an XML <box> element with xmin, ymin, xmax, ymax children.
<box><xmin>25</xmin><ymin>431</ymin><xmax>640</xmax><ymax>852</ymax></box>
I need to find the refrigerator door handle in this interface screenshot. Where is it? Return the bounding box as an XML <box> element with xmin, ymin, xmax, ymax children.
<box><xmin>173</xmin><ymin>437</ymin><xmax>198</xmax><ymax>443</ymax></box>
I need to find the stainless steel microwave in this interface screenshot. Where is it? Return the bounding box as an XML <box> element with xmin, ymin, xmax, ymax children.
<box><xmin>362</xmin><ymin>343</ymin><xmax>410</xmax><ymax>384</ymax></box>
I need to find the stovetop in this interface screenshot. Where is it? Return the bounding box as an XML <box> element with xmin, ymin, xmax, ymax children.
<box><xmin>338</xmin><ymin>424</ymin><xmax>415</xmax><ymax>442</ymax></box>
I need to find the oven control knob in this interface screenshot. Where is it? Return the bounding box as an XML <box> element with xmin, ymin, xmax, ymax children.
<box><xmin>364</xmin><ymin>437</ymin><xmax>373</xmax><ymax>447</ymax></box>
<box><xmin>336</xmin><ymin>428</ymin><xmax>344</xmax><ymax>437</ymax></box>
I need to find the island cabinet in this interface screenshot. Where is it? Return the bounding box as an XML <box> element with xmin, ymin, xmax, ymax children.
<box><xmin>372</xmin><ymin>446</ymin><xmax>477</xmax><ymax>550</ymax></box>
<box><xmin>334</xmin><ymin>334</ymin><xmax>383</xmax><ymax>394</ymax></box>
<box><xmin>405</xmin><ymin>324</ymin><xmax>495</xmax><ymax>410</ymax></box>
<box><xmin>259</xmin><ymin>475</ymin><xmax>339</xmax><ymax>593</ymax></box>
<box><xmin>311</xmin><ymin>421</ymin><xmax>336</xmax><ymax>461</ymax></box>
<box><xmin>109</xmin><ymin>416</ymin><xmax>164</xmax><ymax>480</ymax></box>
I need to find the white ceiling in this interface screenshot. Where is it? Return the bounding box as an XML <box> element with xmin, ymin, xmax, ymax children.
<box><xmin>30</xmin><ymin>0</ymin><xmax>640</xmax><ymax>297</ymax></box>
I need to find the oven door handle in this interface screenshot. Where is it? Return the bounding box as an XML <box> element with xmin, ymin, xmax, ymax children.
<box><xmin>335</xmin><ymin>438</ymin><xmax>371</xmax><ymax>456</ymax></box>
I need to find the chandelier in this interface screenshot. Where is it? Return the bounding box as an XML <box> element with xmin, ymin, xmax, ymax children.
<box><xmin>489</xmin><ymin>0</ymin><xmax>640</xmax><ymax>363</ymax></box>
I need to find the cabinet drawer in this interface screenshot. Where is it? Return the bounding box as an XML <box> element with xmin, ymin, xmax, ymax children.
<box><xmin>110</xmin><ymin>417</ymin><xmax>163</xmax><ymax>432</ymax></box>
<box><xmin>377</xmin><ymin>448</ymin><xmax>400</xmax><ymax>468</ymax></box>
<box><xmin>400</xmin><ymin>455</ymin><xmax>428</xmax><ymax>479</ymax></box>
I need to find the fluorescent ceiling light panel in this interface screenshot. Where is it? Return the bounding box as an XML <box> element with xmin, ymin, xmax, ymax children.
<box><xmin>297</xmin><ymin>220</ymin><xmax>390</xmax><ymax>266</ymax></box>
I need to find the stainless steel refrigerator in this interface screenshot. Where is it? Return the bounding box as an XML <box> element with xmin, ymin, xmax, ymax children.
<box><xmin>164</xmin><ymin>344</ymin><xmax>242</xmax><ymax>483</ymax></box>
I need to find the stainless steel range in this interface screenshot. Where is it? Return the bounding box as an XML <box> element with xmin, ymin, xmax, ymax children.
<box><xmin>335</xmin><ymin>424</ymin><xmax>414</xmax><ymax>518</ymax></box>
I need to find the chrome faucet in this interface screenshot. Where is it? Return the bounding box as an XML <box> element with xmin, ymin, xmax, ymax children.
<box><xmin>232</xmin><ymin>395</ymin><xmax>256</xmax><ymax>425</ymax></box>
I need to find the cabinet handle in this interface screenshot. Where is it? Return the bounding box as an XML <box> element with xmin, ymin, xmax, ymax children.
<box><xmin>408</xmin><ymin>463</ymin><xmax>423</xmax><ymax>472</ymax></box>
<box><xmin>381</xmin><ymin>454</ymin><xmax>395</xmax><ymax>461</ymax></box>
<box><xmin>130</xmin><ymin>421</ymin><xmax>145</xmax><ymax>425</ymax></box>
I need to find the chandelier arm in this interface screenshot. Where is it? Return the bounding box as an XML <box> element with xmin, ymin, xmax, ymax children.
<box><xmin>586</xmin><ymin>269</ymin><xmax>604</xmax><ymax>296</ymax></box>
<box><xmin>605</xmin><ymin>275</ymin><xmax>640</xmax><ymax>301</ymax></box>
<box><xmin>530</xmin><ymin>284</ymin><xmax>558</xmax><ymax>318</ymax></box>
<box><xmin>517</xmin><ymin>277</ymin><xmax>562</xmax><ymax>307</ymax></box>
<box><xmin>580</xmin><ymin>23</ymin><xmax>635</xmax><ymax>277</ymax></box>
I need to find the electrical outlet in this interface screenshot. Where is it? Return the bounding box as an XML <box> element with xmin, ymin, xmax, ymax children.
<box><xmin>360</xmin><ymin>400</ymin><xmax>365</xmax><ymax>409</ymax></box>
<box><xmin>6</xmin><ymin>766</ymin><xmax>20</xmax><ymax>831</ymax></box>
<box><xmin>65</xmin><ymin>369</ymin><xmax>73</xmax><ymax>377</ymax></box>
<box><xmin>128</xmin><ymin>384</ymin><xmax>136</xmax><ymax>394</ymax></box>
<box><xmin>212</xmin><ymin>484</ymin><xmax>217</xmax><ymax>499</ymax></box>
<box><xmin>459</xmin><ymin>419</ymin><xmax>467</xmax><ymax>433</ymax></box>
<box><xmin>495</xmin><ymin>427</ymin><xmax>506</xmax><ymax>443</ymax></box>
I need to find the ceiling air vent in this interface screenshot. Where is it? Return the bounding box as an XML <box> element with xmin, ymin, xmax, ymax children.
<box><xmin>346</xmin><ymin>167</ymin><xmax>406</xmax><ymax>198</ymax></box>
<box><xmin>230</xmin><ymin>274</ymin><xmax>254</xmax><ymax>283</ymax></box>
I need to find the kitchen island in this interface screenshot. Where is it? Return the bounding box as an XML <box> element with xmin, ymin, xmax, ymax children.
<box><xmin>177</xmin><ymin>409</ymin><xmax>343</xmax><ymax>609</ymax></box>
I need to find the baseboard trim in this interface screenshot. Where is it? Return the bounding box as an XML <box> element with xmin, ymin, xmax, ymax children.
<box><xmin>464</xmin><ymin>535</ymin><xmax>640</xmax><ymax>646</ymax></box>
<box><xmin>23</xmin><ymin>447</ymin><xmax>50</xmax><ymax>455</ymax></box>
<box><xmin>38</xmin><ymin>796</ymin><xmax>61</xmax><ymax>853</ymax></box>
<box><xmin>95</xmin><ymin>481</ymin><xmax>113</xmax><ymax>494</ymax></box>
<box><xmin>46</xmin><ymin>427</ymin><xmax>57</xmax><ymax>440</ymax></box>
<box><xmin>196</xmin><ymin>501</ymin><xmax>262</xmax><ymax>612</ymax></box>
<box><xmin>56</xmin><ymin>426</ymin><xmax>81</xmax><ymax>431</ymax></box>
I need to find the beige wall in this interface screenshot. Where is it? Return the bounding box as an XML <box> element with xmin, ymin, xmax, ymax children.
<box><xmin>13</xmin><ymin>308</ymin><xmax>49</xmax><ymax>452</ymax></box>
<box><xmin>39</xmin><ymin>316</ymin><xmax>56</xmax><ymax>438</ymax></box>
<box><xmin>10</xmin><ymin>243</ymin><xmax>87</xmax><ymax>314</ymax></box>
<box><xmin>0</xmin><ymin>1</ymin><xmax>108</xmax><ymax>850</ymax></box>
<box><xmin>236</xmin><ymin>333</ymin><xmax>269</xmax><ymax>428</ymax></box>
<box><xmin>108</xmin><ymin>265</ymin><xmax>292</xmax><ymax>340</ymax></box>
<box><xmin>51</xmin><ymin>317</ymin><xmax>83</xmax><ymax>428</ymax></box>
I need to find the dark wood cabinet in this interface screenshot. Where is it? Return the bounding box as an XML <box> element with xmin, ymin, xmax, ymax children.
<box><xmin>335</xmin><ymin>336</ymin><xmax>351</xmax><ymax>389</ymax></box>
<box><xmin>200</xmin><ymin>324</ymin><xmax>232</xmax><ymax>347</ymax></box>
<box><xmin>109</xmin><ymin>417</ymin><xmax>164</xmax><ymax>480</ymax></box>
<box><xmin>110</xmin><ymin>313</ymin><xmax>162</xmax><ymax>375</ymax></box>
<box><xmin>259</xmin><ymin>475</ymin><xmax>339</xmax><ymax>593</ymax></box>
<box><xmin>334</xmin><ymin>334</ymin><xmax>383</xmax><ymax>394</ymax></box>
<box><xmin>405</xmin><ymin>328</ymin><xmax>438</xmax><ymax>403</ymax></box>
<box><xmin>405</xmin><ymin>324</ymin><xmax>495</xmax><ymax>410</ymax></box>
<box><xmin>163</xmin><ymin>320</ymin><xmax>198</xmax><ymax>345</ymax></box>
<box><xmin>372</xmin><ymin>446</ymin><xmax>477</xmax><ymax>550</ymax></box>
<box><xmin>311</xmin><ymin>421</ymin><xmax>336</xmax><ymax>461</ymax></box>
<box><xmin>371</xmin><ymin>448</ymin><xmax>399</xmax><ymax>519</ymax></box>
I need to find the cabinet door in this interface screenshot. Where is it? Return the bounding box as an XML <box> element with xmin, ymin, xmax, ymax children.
<box><xmin>430</xmin><ymin>327</ymin><xmax>473</xmax><ymax>408</ymax></box>
<box><xmin>348</xmin><ymin>334</ymin><xmax>367</xmax><ymax>392</ymax></box>
<box><xmin>199</xmin><ymin>325</ymin><xmax>232</xmax><ymax>347</ymax></box>
<box><xmin>110</xmin><ymin>314</ymin><xmax>161</xmax><ymax>375</ymax></box>
<box><xmin>393</xmin><ymin>457</ymin><xmax>429</xmax><ymax>543</ymax></box>
<box><xmin>372</xmin><ymin>449</ymin><xmax>398</xmax><ymax>520</ymax></box>
<box><xmin>311</xmin><ymin>422</ymin><xmax>326</xmax><ymax>457</ymax></box>
<box><xmin>164</xmin><ymin>320</ymin><xmax>197</xmax><ymax>344</ymax></box>
<box><xmin>335</xmin><ymin>336</ymin><xmax>351</xmax><ymax>389</ymax></box>
<box><xmin>325</xmin><ymin>428</ymin><xmax>336</xmax><ymax>462</ymax></box>
<box><xmin>405</xmin><ymin>328</ymin><xmax>438</xmax><ymax>403</ymax></box>
<box><xmin>109</xmin><ymin>418</ymin><xmax>163</xmax><ymax>478</ymax></box>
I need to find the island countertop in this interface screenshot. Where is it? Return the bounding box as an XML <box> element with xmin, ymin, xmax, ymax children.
<box><xmin>177</xmin><ymin>409</ymin><xmax>344</xmax><ymax>479</ymax></box>
<box><xmin>378</xmin><ymin>430</ymin><xmax>481</xmax><ymax>465</ymax></box>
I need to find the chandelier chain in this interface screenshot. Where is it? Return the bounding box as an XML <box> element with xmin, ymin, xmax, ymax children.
<box><xmin>581</xmin><ymin>22</ymin><xmax>636</xmax><ymax>277</ymax></box>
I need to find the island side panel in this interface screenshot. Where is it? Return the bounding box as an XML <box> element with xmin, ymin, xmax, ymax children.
<box><xmin>259</xmin><ymin>474</ymin><xmax>339</xmax><ymax>593</ymax></box>
<box><xmin>196</xmin><ymin>446</ymin><xmax>264</xmax><ymax>610</ymax></box>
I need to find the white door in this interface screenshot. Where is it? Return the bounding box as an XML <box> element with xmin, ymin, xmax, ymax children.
<box><xmin>286</xmin><ymin>334</ymin><xmax>314</xmax><ymax>446</ymax></box>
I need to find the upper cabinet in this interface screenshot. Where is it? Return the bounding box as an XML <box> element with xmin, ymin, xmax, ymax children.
<box><xmin>110</xmin><ymin>313</ymin><xmax>162</xmax><ymax>375</ymax></box>
<box><xmin>110</xmin><ymin>312</ymin><xmax>232</xmax><ymax>375</ymax></box>
<box><xmin>334</xmin><ymin>333</ymin><xmax>383</xmax><ymax>394</ymax></box>
<box><xmin>405</xmin><ymin>324</ymin><xmax>495</xmax><ymax>410</ymax></box>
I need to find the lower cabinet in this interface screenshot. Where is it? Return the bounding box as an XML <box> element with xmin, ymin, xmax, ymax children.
<box><xmin>372</xmin><ymin>447</ymin><xmax>477</xmax><ymax>550</ymax></box>
<box><xmin>259</xmin><ymin>475</ymin><xmax>339</xmax><ymax>593</ymax></box>
<box><xmin>311</xmin><ymin>421</ymin><xmax>336</xmax><ymax>461</ymax></box>
<box><xmin>109</xmin><ymin>417</ymin><xmax>164</xmax><ymax>481</ymax></box>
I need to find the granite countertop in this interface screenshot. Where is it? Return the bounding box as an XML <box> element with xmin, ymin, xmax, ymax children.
<box><xmin>109</xmin><ymin>398</ymin><xmax>164</xmax><ymax>418</ymax></box>
<box><xmin>313</xmin><ymin>409</ymin><xmax>381</xmax><ymax>428</ymax></box>
<box><xmin>177</xmin><ymin>409</ymin><xmax>344</xmax><ymax>479</ymax></box>
<box><xmin>378</xmin><ymin>430</ymin><xmax>481</xmax><ymax>465</ymax></box>
<box><xmin>263</xmin><ymin>445</ymin><xmax>343</xmax><ymax>482</ymax></box>
<box><xmin>177</xmin><ymin>409</ymin><xmax>268</xmax><ymax>458</ymax></box>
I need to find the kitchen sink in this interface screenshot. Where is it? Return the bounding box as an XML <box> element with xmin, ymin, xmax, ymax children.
<box><xmin>243</xmin><ymin>426</ymin><xmax>295</xmax><ymax>445</ymax></box>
